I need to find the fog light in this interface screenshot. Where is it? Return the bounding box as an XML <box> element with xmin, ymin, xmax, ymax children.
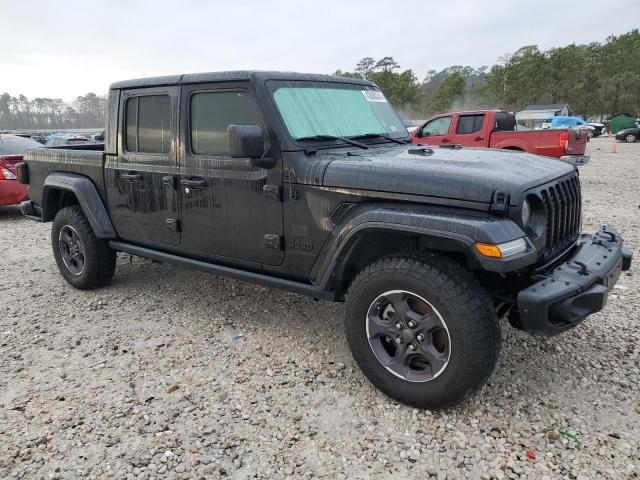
<box><xmin>475</xmin><ymin>238</ymin><xmax>528</xmax><ymax>259</ymax></box>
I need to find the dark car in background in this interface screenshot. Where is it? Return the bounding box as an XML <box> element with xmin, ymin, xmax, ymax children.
<box><xmin>615</xmin><ymin>127</ymin><xmax>639</xmax><ymax>143</ymax></box>
<box><xmin>587</xmin><ymin>121</ymin><xmax>605</xmax><ymax>137</ymax></box>
<box><xmin>0</xmin><ymin>134</ymin><xmax>43</xmax><ymax>206</ymax></box>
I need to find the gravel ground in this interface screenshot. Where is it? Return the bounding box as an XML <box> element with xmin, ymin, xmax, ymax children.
<box><xmin>1</xmin><ymin>136</ymin><xmax>638</xmax><ymax>480</ymax></box>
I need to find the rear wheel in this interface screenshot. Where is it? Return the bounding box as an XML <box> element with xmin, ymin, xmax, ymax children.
<box><xmin>345</xmin><ymin>254</ymin><xmax>500</xmax><ymax>409</ymax></box>
<box><xmin>52</xmin><ymin>205</ymin><xmax>116</xmax><ymax>289</ymax></box>
<box><xmin>625</xmin><ymin>133</ymin><xmax>637</xmax><ymax>143</ymax></box>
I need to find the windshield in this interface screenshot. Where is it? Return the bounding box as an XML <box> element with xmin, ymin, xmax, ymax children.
<box><xmin>268</xmin><ymin>80</ymin><xmax>408</xmax><ymax>142</ymax></box>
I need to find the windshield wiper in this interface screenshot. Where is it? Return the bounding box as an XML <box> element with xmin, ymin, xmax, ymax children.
<box><xmin>350</xmin><ymin>133</ymin><xmax>410</xmax><ymax>145</ymax></box>
<box><xmin>295</xmin><ymin>134</ymin><xmax>369</xmax><ymax>149</ymax></box>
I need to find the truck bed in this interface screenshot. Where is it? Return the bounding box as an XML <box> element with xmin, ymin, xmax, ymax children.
<box><xmin>23</xmin><ymin>145</ymin><xmax>106</xmax><ymax>209</ymax></box>
<box><xmin>490</xmin><ymin>128</ymin><xmax>588</xmax><ymax>157</ymax></box>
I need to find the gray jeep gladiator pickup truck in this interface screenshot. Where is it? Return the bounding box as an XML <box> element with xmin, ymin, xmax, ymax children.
<box><xmin>18</xmin><ymin>71</ymin><xmax>632</xmax><ymax>409</ymax></box>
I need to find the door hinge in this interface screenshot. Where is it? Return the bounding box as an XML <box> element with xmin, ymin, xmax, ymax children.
<box><xmin>490</xmin><ymin>190</ymin><xmax>510</xmax><ymax>216</ymax></box>
<box><xmin>285</xmin><ymin>170</ymin><xmax>298</xmax><ymax>200</ymax></box>
<box><xmin>165</xmin><ymin>218</ymin><xmax>181</xmax><ymax>232</ymax></box>
<box><xmin>264</xmin><ymin>234</ymin><xmax>282</xmax><ymax>250</ymax></box>
<box><xmin>262</xmin><ymin>184</ymin><xmax>281</xmax><ymax>201</ymax></box>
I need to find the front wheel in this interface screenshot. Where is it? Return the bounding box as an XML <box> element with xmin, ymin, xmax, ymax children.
<box><xmin>51</xmin><ymin>205</ymin><xmax>116</xmax><ymax>290</ymax></box>
<box><xmin>625</xmin><ymin>133</ymin><xmax>637</xmax><ymax>143</ymax></box>
<box><xmin>345</xmin><ymin>255</ymin><xmax>500</xmax><ymax>409</ymax></box>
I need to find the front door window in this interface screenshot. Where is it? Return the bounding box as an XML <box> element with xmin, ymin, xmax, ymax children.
<box><xmin>421</xmin><ymin>116</ymin><xmax>452</xmax><ymax>137</ymax></box>
<box><xmin>190</xmin><ymin>91</ymin><xmax>261</xmax><ymax>156</ymax></box>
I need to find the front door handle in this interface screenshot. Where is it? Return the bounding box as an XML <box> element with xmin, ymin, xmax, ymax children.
<box><xmin>474</xmin><ymin>136</ymin><xmax>485</xmax><ymax>141</ymax></box>
<box><xmin>441</xmin><ymin>138</ymin><xmax>450</xmax><ymax>143</ymax></box>
<box><xmin>121</xmin><ymin>172</ymin><xmax>142</xmax><ymax>182</ymax></box>
<box><xmin>180</xmin><ymin>178</ymin><xmax>207</xmax><ymax>189</ymax></box>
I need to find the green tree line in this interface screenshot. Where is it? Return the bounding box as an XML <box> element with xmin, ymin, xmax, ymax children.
<box><xmin>2</xmin><ymin>30</ymin><xmax>638</xmax><ymax>129</ymax></box>
<box><xmin>335</xmin><ymin>29</ymin><xmax>640</xmax><ymax>120</ymax></box>
<box><xmin>0</xmin><ymin>93</ymin><xmax>107</xmax><ymax>130</ymax></box>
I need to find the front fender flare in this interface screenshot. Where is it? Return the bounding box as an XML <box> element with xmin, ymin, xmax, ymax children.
<box><xmin>43</xmin><ymin>172</ymin><xmax>116</xmax><ymax>239</ymax></box>
<box><xmin>310</xmin><ymin>203</ymin><xmax>535</xmax><ymax>290</ymax></box>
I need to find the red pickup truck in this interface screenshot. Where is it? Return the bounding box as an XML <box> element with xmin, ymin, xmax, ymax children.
<box><xmin>411</xmin><ymin>110</ymin><xmax>589</xmax><ymax>164</ymax></box>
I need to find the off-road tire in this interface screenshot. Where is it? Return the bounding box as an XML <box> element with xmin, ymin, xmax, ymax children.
<box><xmin>345</xmin><ymin>254</ymin><xmax>500</xmax><ymax>410</ymax></box>
<box><xmin>51</xmin><ymin>205</ymin><xmax>116</xmax><ymax>290</ymax></box>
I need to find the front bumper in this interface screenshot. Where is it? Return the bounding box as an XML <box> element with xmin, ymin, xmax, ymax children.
<box><xmin>559</xmin><ymin>154</ymin><xmax>589</xmax><ymax>166</ymax></box>
<box><xmin>517</xmin><ymin>226</ymin><xmax>632</xmax><ymax>337</ymax></box>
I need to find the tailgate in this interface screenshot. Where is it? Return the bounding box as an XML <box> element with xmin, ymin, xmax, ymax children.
<box><xmin>565</xmin><ymin>128</ymin><xmax>588</xmax><ymax>155</ymax></box>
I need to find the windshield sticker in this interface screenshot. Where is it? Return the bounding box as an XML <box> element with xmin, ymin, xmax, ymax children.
<box><xmin>361</xmin><ymin>90</ymin><xmax>388</xmax><ymax>103</ymax></box>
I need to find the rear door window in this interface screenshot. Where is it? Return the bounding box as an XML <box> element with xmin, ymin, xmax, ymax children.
<box><xmin>125</xmin><ymin>95</ymin><xmax>171</xmax><ymax>154</ymax></box>
<box><xmin>456</xmin><ymin>114</ymin><xmax>484</xmax><ymax>135</ymax></box>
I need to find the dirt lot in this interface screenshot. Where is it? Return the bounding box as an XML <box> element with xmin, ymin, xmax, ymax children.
<box><xmin>1</xmin><ymin>136</ymin><xmax>638</xmax><ymax>480</ymax></box>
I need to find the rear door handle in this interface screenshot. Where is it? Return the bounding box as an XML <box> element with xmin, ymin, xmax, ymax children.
<box><xmin>180</xmin><ymin>178</ymin><xmax>207</xmax><ymax>189</ymax></box>
<box><xmin>162</xmin><ymin>175</ymin><xmax>177</xmax><ymax>189</ymax></box>
<box><xmin>121</xmin><ymin>172</ymin><xmax>142</xmax><ymax>182</ymax></box>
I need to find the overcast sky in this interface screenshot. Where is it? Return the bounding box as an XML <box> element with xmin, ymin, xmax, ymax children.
<box><xmin>2</xmin><ymin>0</ymin><xmax>638</xmax><ymax>101</ymax></box>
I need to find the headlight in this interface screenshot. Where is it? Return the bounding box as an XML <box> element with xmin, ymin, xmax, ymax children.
<box><xmin>521</xmin><ymin>199</ymin><xmax>531</xmax><ymax>228</ymax></box>
<box><xmin>523</xmin><ymin>194</ymin><xmax>546</xmax><ymax>239</ymax></box>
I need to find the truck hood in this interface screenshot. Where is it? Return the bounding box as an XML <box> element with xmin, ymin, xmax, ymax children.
<box><xmin>321</xmin><ymin>145</ymin><xmax>574</xmax><ymax>204</ymax></box>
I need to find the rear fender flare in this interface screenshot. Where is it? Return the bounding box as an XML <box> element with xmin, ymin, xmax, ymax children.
<box><xmin>491</xmin><ymin>137</ymin><xmax>532</xmax><ymax>152</ymax></box>
<box><xmin>42</xmin><ymin>172</ymin><xmax>116</xmax><ymax>239</ymax></box>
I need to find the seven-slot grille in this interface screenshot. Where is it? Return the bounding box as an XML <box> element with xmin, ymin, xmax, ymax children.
<box><xmin>538</xmin><ymin>174</ymin><xmax>582</xmax><ymax>259</ymax></box>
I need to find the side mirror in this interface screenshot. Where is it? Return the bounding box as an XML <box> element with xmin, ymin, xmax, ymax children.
<box><xmin>228</xmin><ymin>124</ymin><xmax>264</xmax><ymax>158</ymax></box>
<box><xmin>227</xmin><ymin>124</ymin><xmax>275</xmax><ymax>169</ymax></box>
<box><xmin>415</xmin><ymin>129</ymin><xmax>423</xmax><ymax>138</ymax></box>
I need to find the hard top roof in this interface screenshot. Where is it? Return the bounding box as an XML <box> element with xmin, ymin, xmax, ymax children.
<box><xmin>110</xmin><ymin>71</ymin><xmax>375</xmax><ymax>90</ymax></box>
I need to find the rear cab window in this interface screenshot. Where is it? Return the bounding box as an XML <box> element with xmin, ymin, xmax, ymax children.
<box><xmin>495</xmin><ymin>113</ymin><xmax>516</xmax><ymax>131</ymax></box>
